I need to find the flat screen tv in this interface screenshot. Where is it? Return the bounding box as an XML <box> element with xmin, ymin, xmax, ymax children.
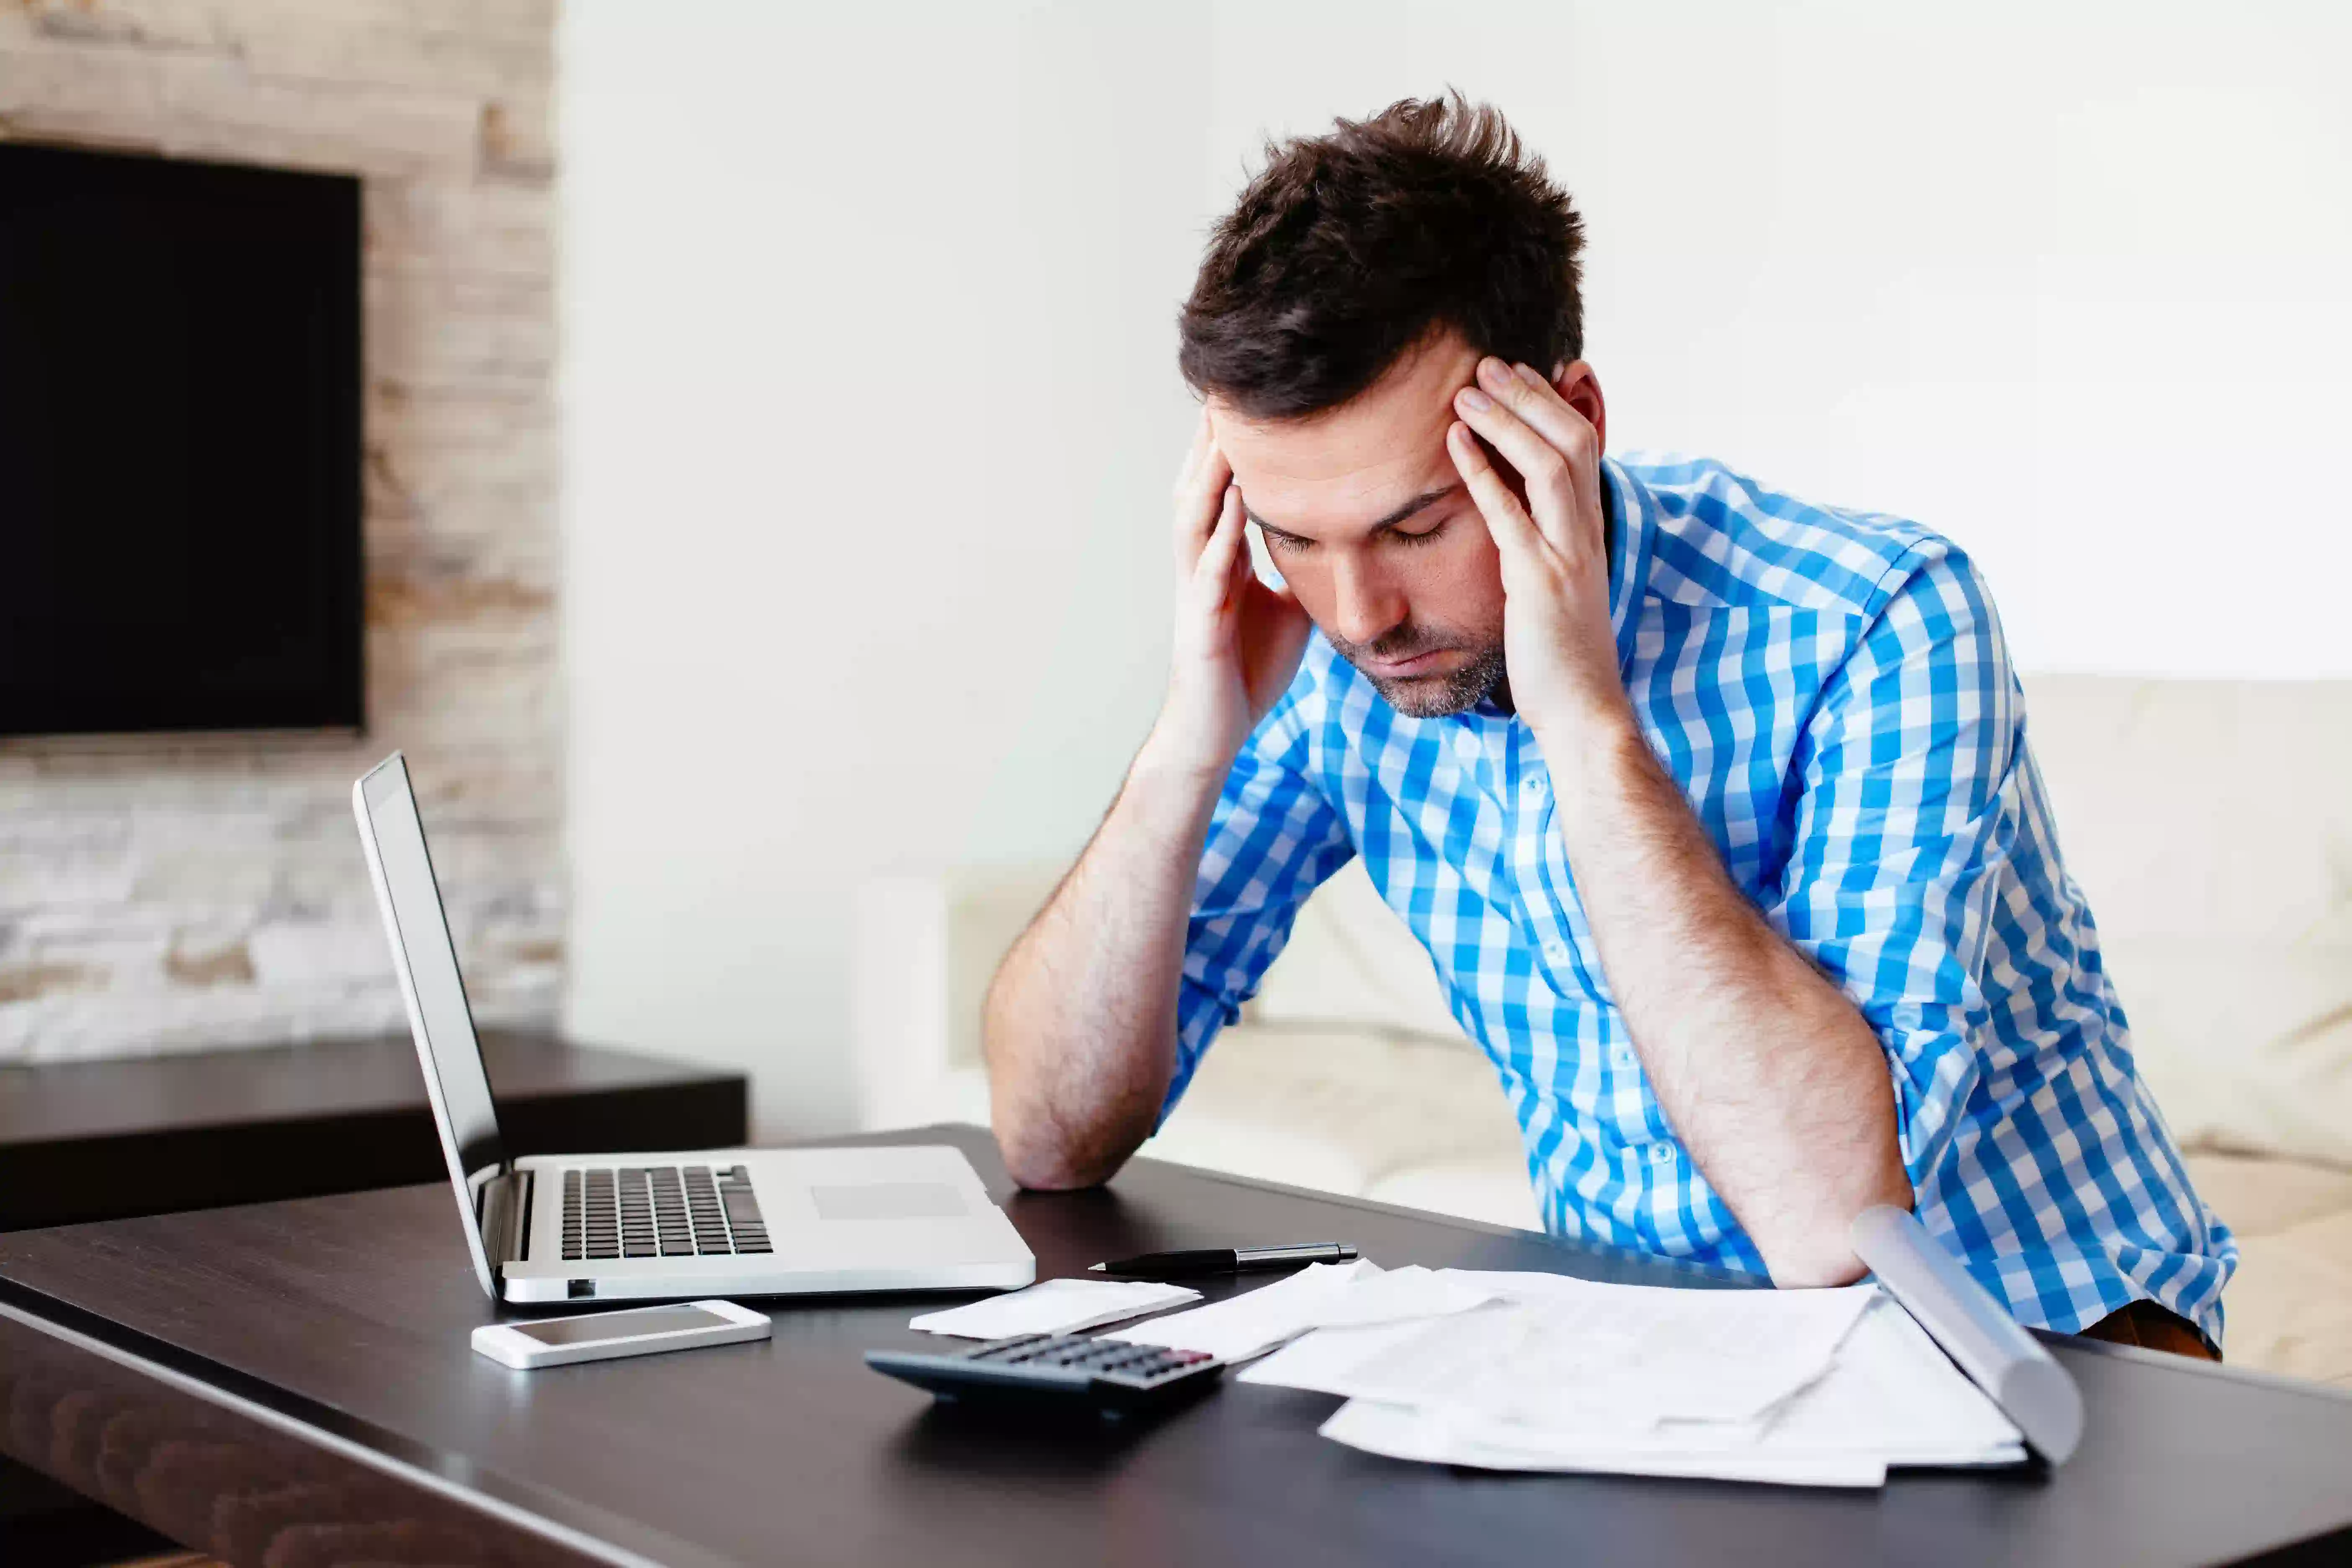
<box><xmin>0</xmin><ymin>142</ymin><xmax>363</xmax><ymax>738</ymax></box>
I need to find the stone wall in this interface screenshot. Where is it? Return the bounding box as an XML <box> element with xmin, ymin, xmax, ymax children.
<box><xmin>0</xmin><ymin>0</ymin><xmax>562</xmax><ymax>1060</ymax></box>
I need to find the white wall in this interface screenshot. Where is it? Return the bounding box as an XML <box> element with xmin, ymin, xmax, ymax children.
<box><xmin>561</xmin><ymin>3</ymin><xmax>1210</xmax><ymax>1132</ymax></box>
<box><xmin>1198</xmin><ymin>0</ymin><xmax>2352</xmax><ymax>678</ymax></box>
<box><xmin>563</xmin><ymin>1</ymin><xmax>2352</xmax><ymax>1133</ymax></box>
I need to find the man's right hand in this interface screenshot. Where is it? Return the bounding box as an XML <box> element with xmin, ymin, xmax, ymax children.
<box><xmin>1153</xmin><ymin>411</ymin><xmax>1313</xmax><ymax>774</ymax></box>
<box><xmin>984</xmin><ymin>412</ymin><xmax>1310</xmax><ymax>1190</ymax></box>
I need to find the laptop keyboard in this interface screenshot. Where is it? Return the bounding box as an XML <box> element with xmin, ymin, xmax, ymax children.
<box><xmin>559</xmin><ymin>1164</ymin><xmax>771</xmax><ymax>1261</ymax></box>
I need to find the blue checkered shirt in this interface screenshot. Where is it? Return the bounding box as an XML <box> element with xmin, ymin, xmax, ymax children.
<box><xmin>1169</xmin><ymin>453</ymin><xmax>2236</xmax><ymax>1342</ymax></box>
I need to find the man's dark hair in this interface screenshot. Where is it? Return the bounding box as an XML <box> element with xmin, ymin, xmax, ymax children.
<box><xmin>1179</xmin><ymin>93</ymin><xmax>1586</xmax><ymax>421</ymax></box>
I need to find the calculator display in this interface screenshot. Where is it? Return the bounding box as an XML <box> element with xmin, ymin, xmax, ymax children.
<box><xmin>511</xmin><ymin>1305</ymin><xmax>732</xmax><ymax>1345</ymax></box>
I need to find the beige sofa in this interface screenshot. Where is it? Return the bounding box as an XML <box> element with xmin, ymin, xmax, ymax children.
<box><xmin>854</xmin><ymin>677</ymin><xmax>2352</xmax><ymax>1385</ymax></box>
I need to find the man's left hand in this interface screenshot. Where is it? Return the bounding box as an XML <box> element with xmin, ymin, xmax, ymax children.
<box><xmin>1446</xmin><ymin>357</ymin><xmax>1634</xmax><ymax>753</ymax></box>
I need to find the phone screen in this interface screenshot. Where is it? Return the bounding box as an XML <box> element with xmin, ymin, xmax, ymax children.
<box><xmin>510</xmin><ymin>1305</ymin><xmax>733</xmax><ymax>1346</ymax></box>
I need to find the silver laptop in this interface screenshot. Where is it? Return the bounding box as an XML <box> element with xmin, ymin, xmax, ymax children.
<box><xmin>353</xmin><ymin>752</ymin><xmax>1036</xmax><ymax>1305</ymax></box>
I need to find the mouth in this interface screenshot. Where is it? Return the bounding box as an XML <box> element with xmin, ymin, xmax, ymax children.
<box><xmin>1361</xmin><ymin>647</ymin><xmax>1455</xmax><ymax>679</ymax></box>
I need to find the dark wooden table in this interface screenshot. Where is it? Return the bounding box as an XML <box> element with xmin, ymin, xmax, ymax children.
<box><xmin>0</xmin><ymin>1029</ymin><xmax>747</xmax><ymax>1232</ymax></box>
<box><xmin>2</xmin><ymin>1125</ymin><xmax>2348</xmax><ymax>1568</ymax></box>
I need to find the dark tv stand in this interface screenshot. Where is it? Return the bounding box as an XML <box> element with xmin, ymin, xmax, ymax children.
<box><xmin>0</xmin><ymin>1027</ymin><xmax>747</xmax><ymax>1232</ymax></box>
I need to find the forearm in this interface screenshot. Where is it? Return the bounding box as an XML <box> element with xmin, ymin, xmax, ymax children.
<box><xmin>1438</xmin><ymin>360</ymin><xmax>1906</xmax><ymax>1280</ymax></box>
<box><xmin>983</xmin><ymin>729</ymin><xmax>1226</xmax><ymax>1190</ymax></box>
<box><xmin>1537</xmin><ymin>714</ymin><xmax>1911</xmax><ymax>1287</ymax></box>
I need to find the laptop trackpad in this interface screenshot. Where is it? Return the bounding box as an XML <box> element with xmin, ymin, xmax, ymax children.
<box><xmin>808</xmin><ymin>1181</ymin><xmax>968</xmax><ymax>1221</ymax></box>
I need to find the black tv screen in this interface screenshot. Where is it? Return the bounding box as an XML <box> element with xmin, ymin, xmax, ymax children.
<box><xmin>0</xmin><ymin>142</ymin><xmax>362</xmax><ymax>737</ymax></box>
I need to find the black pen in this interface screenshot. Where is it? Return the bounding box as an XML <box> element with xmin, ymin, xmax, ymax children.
<box><xmin>1087</xmin><ymin>1243</ymin><xmax>1359</xmax><ymax>1280</ymax></box>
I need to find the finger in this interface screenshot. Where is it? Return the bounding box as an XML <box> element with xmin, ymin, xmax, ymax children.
<box><xmin>1446</xmin><ymin>422</ymin><xmax>1545</xmax><ymax>568</ymax></box>
<box><xmin>1452</xmin><ymin>380</ymin><xmax>1583</xmax><ymax>552</ymax></box>
<box><xmin>1175</xmin><ymin>436</ymin><xmax>1235</xmax><ymax>572</ymax></box>
<box><xmin>1501</xmin><ymin>361</ymin><xmax>1600</xmax><ymax>476</ymax></box>
<box><xmin>1494</xmin><ymin>361</ymin><xmax>1604</xmax><ymax>563</ymax></box>
<box><xmin>1175</xmin><ymin>416</ymin><xmax>1227</xmax><ymax>518</ymax></box>
<box><xmin>1193</xmin><ymin>483</ymin><xmax>1247</xmax><ymax>610</ymax></box>
<box><xmin>1225</xmin><ymin>492</ymin><xmax>1262</xmax><ymax>597</ymax></box>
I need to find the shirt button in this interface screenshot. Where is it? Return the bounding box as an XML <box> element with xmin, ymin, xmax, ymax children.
<box><xmin>1611</xmin><ymin>1044</ymin><xmax>1636</xmax><ymax>1068</ymax></box>
<box><xmin>1520</xmin><ymin>776</ymin><xmax>1547</xmax><ymax>798</ymax></box>
<box><xmin>1649</xmin><ymin>1143</ymin><xmax>1676</xmax><ymax>1166</ymax></box>
<box><xmin>1542</xmin><ymin>939</ymin><xmax>1568</xmax><ymax>962</ymax></box>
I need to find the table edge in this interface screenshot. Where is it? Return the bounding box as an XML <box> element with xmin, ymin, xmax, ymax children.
<box><xmin>0</xmin><ymin>1275</ymin><xmax>729</xmax><ymax>1568</ymax></box>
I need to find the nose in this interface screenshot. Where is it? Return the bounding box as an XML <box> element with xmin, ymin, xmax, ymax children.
<box><xmin>1328</xmin><ymin>552</ymin><xmax>1406</xmax><ymax>649</ymax></box>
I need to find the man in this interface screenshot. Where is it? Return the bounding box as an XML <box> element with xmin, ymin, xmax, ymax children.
<box><xmin>984</xmin><ymin>95</ymin><xmax>2232</xmax><ymax>1356</ymax></box>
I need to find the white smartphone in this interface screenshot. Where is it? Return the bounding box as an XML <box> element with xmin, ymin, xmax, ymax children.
<box><xmin>470</xmin><ymin>1298</ymin><xmax>771</xmax><ymax>1370</ymax></box>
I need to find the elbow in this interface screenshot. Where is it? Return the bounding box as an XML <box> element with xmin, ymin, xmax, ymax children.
<box><xmin>1759</xmin><ymin>1207</ymin><xmax>1889</xmax><ymax>1288</ymax></box>
<box><xmin>1764</xmin><ymin>1240</ymin><xmax>1873</xmax><ymax>1291</ymax></box>
<box><xmin>990</xmin><ymin>1104</ymin><xmax>1137</xmax><ymax>1192</ymax></box>
<box><xmin>996</xmin><ymin>1134</ymin><xmax>1104</xmax><ymax>1193</ymax></box>
<box><xmin>1759</xmin><ymin>1158</ymin><xmax>1915</xmax><ymax>1290</ymax></box>
<box><xmin>980</xmin><ymin>1006</ymin><xmax>1166</xmax><ymax>1192</ymax></box>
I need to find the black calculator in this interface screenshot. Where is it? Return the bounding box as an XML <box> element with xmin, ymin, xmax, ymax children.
<box><xmin>864</xmin><ymin>1332</ymin><xmax>1224</xmax><ymax>1414</ymax></box>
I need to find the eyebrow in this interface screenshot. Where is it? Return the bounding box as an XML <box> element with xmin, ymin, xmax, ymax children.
<box><xmin>1246</xmin><ymin>482</ymin><xmax>1463</xmax><ymax>541</ymax></box>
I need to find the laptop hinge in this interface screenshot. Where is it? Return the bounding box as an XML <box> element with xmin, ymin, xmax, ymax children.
<box><xmin>479</xmin><ymin>1167</ymin><xmax>534</xmax><ymax>1269</ymax></box>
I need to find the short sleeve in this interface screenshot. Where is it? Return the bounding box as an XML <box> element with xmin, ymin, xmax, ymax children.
<box><xmin>1757</xmin><ymin>547</ymin><xmax>2022</xmax><ymax>1189</ymax></box>
<box><xmin>1164</xmin><ymin>692</ymin><xmax>1355</xmax><ymax>1120</ymax></box>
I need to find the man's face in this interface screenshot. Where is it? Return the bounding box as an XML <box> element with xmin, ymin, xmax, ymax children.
<box><xmin>1209</xmin><ymin>333</ymin><xmax>1509</xmax><ymax>717</ymax></box>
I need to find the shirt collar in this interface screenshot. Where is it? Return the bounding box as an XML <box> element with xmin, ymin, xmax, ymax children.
<box><xmin>1603</xmin><ymin>454</ymin><xmax>1653</xmax><ymax>677</ymax></box>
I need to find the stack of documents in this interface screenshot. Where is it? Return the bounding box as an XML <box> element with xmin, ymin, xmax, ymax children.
<box><xmin>939</xmin><ymin>1251</ymin><xmax>2030</xmax><ymax>1487</ymax></box>
<box><xmin>1235</xmin><ymin>1269</ymin><xmax>2024</xmax><ymax>1487</ymax></box>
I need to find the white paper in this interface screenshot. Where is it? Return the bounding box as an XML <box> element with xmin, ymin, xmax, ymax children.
<box><xmin>1411</xmin><ymin>1279</ymin><xmax>1872</xmax><ymax>1428</ymax></box>
<box><xmin>1315</xmin><ymin>1264</ymin><xmax>1501</xmax><ymax>1326</ymax></box>
<box><xmin>1429</xmin><ymin>1268</ymin><xmax>1635</xmax><ymax>1302</ymax></box>
<box><xmin>908</xmin><ymin>1277</ymin><xmax>1200</xmax><ymax>1339</ymax></box>
<box><xmin>1240</xmin><ymin>1315</ymin><xmax>1447</xmax><ymax>1395</ymax></box>
<box><xmin>1744</xmin><ymin>1297</ymin><xmax>2024</xmax><ymax>1466</ymax></box>
<box><xmin>1099</xmin><ymin>1260</ymin><xmax>1379</xmax><ymax>1362</ymax></box>
<box><xmin>1439</xmin><ymin>1297</ymin><xmax>2021</xmax><ymax>1466</ymax></box>
<box><xmin>1102</xmin><ymin>1260</ymin><xmax>1499</xmax><ymax>1363</ymax></box>
<box><xmin>1243</xmin><ymin>1266</ymin><xmax>1684</xmax><ymax>1402</ymax></box>
<box><xmin>1318</xmin><ymin>1399</ymin><xmax>1890</xmax><ymax>1488</ymax></box>
<box><xmin>1305</xmin><ymin>1292</ymin><xmax>2024</xmax><ymax>1487</ymax></box>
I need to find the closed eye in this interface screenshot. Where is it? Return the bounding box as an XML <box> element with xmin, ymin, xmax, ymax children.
<box><xmin>1252</xmin><ymin>508</ymin><xmax>1450</xmax><ymax>553</ymax></box>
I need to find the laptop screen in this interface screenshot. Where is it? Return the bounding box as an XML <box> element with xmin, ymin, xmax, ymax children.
<box><xmin>357</xmin><ymin>756</ymin><xmax>506</xmax><ymax>1196</ymax></box>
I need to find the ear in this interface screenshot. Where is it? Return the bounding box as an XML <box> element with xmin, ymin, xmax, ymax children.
<box><xmin>1550</xmin><ymin>361</ymin><xmax>1607</xmax><ymax>455</ymax></box>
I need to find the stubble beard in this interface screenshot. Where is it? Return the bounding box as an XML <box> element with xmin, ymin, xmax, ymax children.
<box><xmin>1323</xmin><ymin>624</ymin><xmax>1509</xmax><ymax>719</ymax></box>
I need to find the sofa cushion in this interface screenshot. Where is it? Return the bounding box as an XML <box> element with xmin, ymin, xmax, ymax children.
<box><xmin>2098</xmin><ymin>936</ymin><xmax>2352</xmax><ymax>1169</ymax></box>
<box><xmin>2183</xmin><ymin>1152</ymin><xmax>2352</xmax><ymax>1386</ymax></box>
<box><xmin>1244</xmin><ymin>858</ymin><xmax>1472</xmax><ymax>1044</ymax></box>
<box><xmin>1141</xmin><ymin>1021</ymin><xmax>1528</xmax><ymax>1198</ymax></box>
<box><xmin>2223</xmin><ymin>1214</ymin><xmax>2352</xmax><ymax>1387</ymax></box>
<box><xmin>933</xmin><ymin>1019</ymin><xmax>1529</xmax><ymax>1202</ymax></box>
<box><xmin>2022</xmin><ymin>677</ymin><xmax>2352</xmax><ymax>1168</ymax></box>
<box><xmin>2183</xmin><ymin>1150</ymin><xmax>2352</xmax><ymax>1240</ymax></box>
